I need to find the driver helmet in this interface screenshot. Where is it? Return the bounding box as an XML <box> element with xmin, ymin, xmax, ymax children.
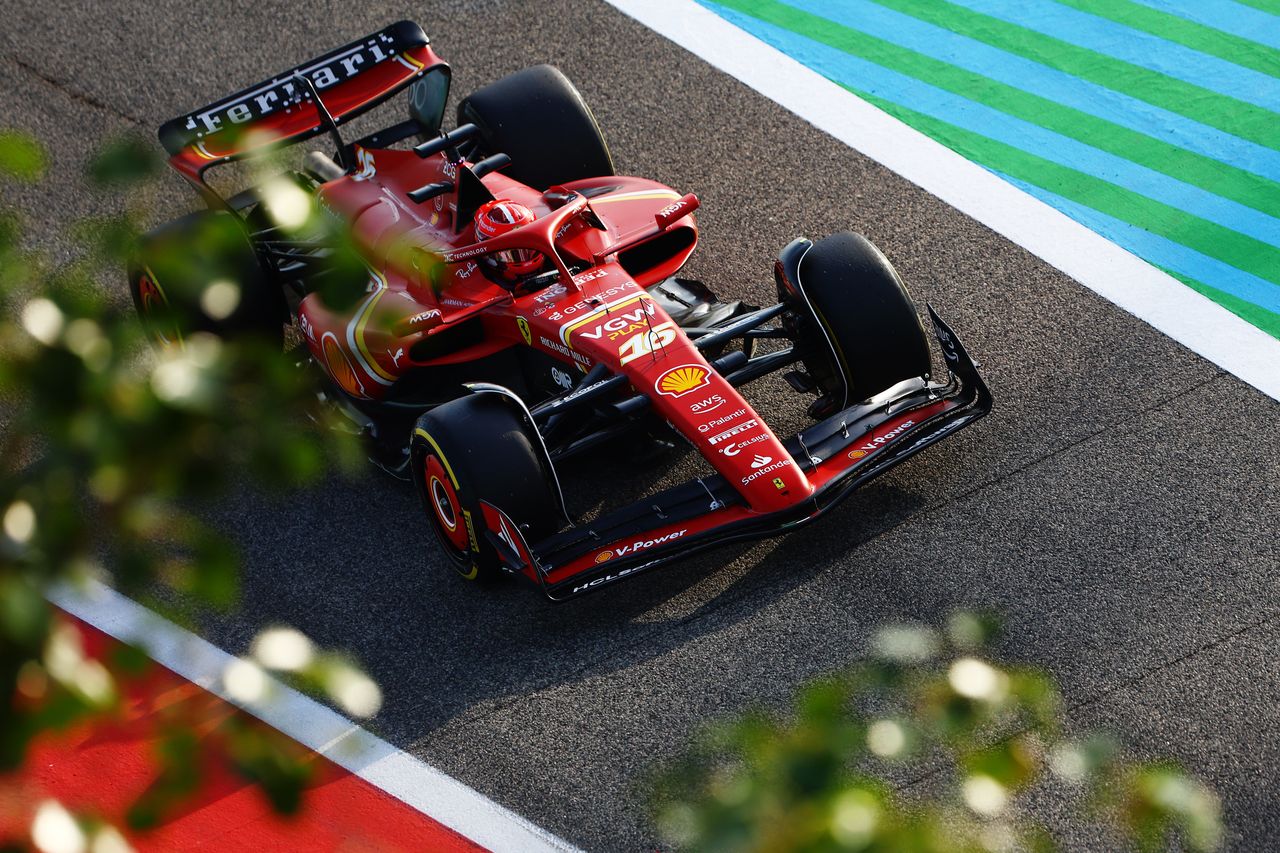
<box><xmin>473</xmin><ymin>199</ymin><xmax>542</xmax><ymax>278</ymax></box>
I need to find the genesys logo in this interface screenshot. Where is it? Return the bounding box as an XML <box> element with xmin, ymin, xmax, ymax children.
<box><xmin>707</xmin><ymin>418</ymin><xmax>759</xmax><ymax>446</ymax></box>
<box><xmin>656</xmin><ymin>365</ymin><xmax>710</xmax><ymax>398</ymax></box>
<box><xmin>593</xmin><ymin>528</ymin><xmax>688</xmax><ymax>563</ymax></box>
<box><xmin>848</xmin><ymin>419</ymin><xmax>916</xmax><ymax>459</ymax></box>
<box><xmin>689</xmin><ymin>394</ymin><xmax>725</xmax><ymax>415</ymax></box>
<box><xmin>741</xmin><ymin>457</ymin><xmax>792</xmax><ymax>486</ymax></box>
<box><xmin>697</xmin><ymin>408</ymin><xmax>748</xmax><ymax>434</ymax></box>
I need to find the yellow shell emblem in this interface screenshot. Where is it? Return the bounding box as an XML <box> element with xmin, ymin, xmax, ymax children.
<box><xmin>595</xmin><ymin>550</ymin><xmax>615</xmax><ymax>564</ymax></box>
<box><xmin>656</xmin><ymin>364</ymin><xmax>710</xmax><ymax>397</ymax></box>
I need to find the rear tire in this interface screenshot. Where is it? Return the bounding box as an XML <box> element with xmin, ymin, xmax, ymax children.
<box><xmin>128</xmin><ymin>210</ymin><xmax>283</xmax><ymax>347</ymax></box>
<box><xmin>410</xmin><ymin>394</ymin><xmax>561</xmax><ymax>583</ymax></box>
<box><xmin>792</xmin><ymin>232</ymin><xmax>932</xmax><ymax>405</ymax></box>
<box><xmin>457</xmin><ymin>65</ymin><xmax>615</xmax><ymax>190</ymax></box>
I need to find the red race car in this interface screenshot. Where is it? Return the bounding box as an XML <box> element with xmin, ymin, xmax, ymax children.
<box><xmin>130</xmin><ymin>21</ymin><xmax>990</xmax><ymax>600</ymax></box>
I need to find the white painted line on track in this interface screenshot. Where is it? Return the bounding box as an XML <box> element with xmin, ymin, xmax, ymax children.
<box><xmin>49</xmin><ymin>580</ymin><xmax>582</xmax><ymax>853</ymax></box>
<box><xmin>605</xmin><ymin>0</ymin><xmax>1280</xmax><ymax>402</ymax></box>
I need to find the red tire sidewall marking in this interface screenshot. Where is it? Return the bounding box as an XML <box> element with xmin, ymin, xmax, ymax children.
<box><xmin>424</xmin><ymin>454</ymin><xmax>468</xmax><ymax>552</ymax></box>
<box><xmin>137</xmin><ymin>271</ymin><xmax>180</xmax><ymax>346</ymax></box>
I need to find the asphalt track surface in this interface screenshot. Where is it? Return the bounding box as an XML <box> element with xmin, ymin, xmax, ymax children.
<box><xmin>2</xmin><ymin>1</ymin><xmax>1278</xmax><ymax>849</ymax></box>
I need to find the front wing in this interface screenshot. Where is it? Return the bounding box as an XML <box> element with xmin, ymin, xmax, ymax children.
<box><xmin>480</xmin><ymin>306</ymin><xmax>992</xmax><ymax>601</ymax></box>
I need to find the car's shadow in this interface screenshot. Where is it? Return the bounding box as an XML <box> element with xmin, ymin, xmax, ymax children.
<box><xmin>198</xmin><ymin>433</ymin><xmax>945</xmax><ymax>752</ymax></box>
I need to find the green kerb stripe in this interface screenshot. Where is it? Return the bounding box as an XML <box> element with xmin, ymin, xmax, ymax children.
<box><xmin>1054</xmin><ymin>0</ymin><xmax>1280</xmax><ymax>78</ymax></box>
<box><xmin>1233</xmin><ymin>0</ymin><xmax>1280</xmax><ymax>17</ymax></box>
<box><xmin>867</xmin><ymin>0</ymin><xmax>1280</xmax><ymax>151</ymax></box>
<box><xmin>712</xmin><ymin>0</ymin><xmax>1280</xmax><ymax>215</ymax></box>
<box><xmin>852</xmin><ymin>88</ymin><xmax>1280</xmax><ymax>289</ymax></box>
<box><xmin>1159</xmin><ymin>267</ymin><xmax>1280</xmax><ymax>338</ymax></box>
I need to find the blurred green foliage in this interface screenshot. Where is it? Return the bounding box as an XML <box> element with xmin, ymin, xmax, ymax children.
<box><xmin>0</xmin><ymin>129</ymin><xmax>373</xmax><ymax>843</ymax></box>
<box><xmin>651</xmin><ymin>613</ymin><xmax>1222</xmax><ymax>852</ymax></box>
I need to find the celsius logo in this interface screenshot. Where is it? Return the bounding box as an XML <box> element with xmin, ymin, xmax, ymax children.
<box><xmin>720</xmin><ymin>434</ymin><xmax>768</xmax><ymax>457</ymax></box>
<box><xmin>689</xmin><ymin>394</ymin><xmax>725</xmax><ymax>415</ymax></box>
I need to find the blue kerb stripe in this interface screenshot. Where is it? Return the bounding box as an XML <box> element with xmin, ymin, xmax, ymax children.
<box><xmin>997</xmin><ymin>172</ymin><xmax>1280</xmax><ymax>315</ymax></box>
<box><xmin>1130</xmin><ymin>0</ymin><xmax>1280</xmax><ymax>51</ymax></box>
<box><xmin>704</xmin><ymin>3</ymin><xmax>1280</xmax><ymax>249</ymax></box>
<box><xmin>774</xmin><ymin>0</ymin><xmax>1280</xmax><ymax>184</ymax></box>
<box><xmin>943</xmin><ymin>0</ymin><xmax>1280</xmax><ymax>111</ymax></box>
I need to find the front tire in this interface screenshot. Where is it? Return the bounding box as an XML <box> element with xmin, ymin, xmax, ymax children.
<box><xmin>457</xmin><ymin>65</ymin><xmax>615</xmax><ymax>190</ymax></box>
<box><xmin>787</xmin><ymin>232</ymin><xmax>932</xmax><ymax>407</ymax></box>
<box><xmin>410</xmin><ymin>393</ymin><xmax>562</xmax><ymax>584</ymax></box>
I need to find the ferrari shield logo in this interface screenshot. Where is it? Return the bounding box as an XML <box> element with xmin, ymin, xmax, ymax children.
<box><xmin>517</xmin><ymin>317</ymin><xmax>531</xmax><ymax>346</ymax></box>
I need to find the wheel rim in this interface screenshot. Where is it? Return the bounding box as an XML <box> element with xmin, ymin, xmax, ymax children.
<box><xmin>422</xmin><ymin>453</ymin><xmax>474</xmax><ymax>573</ymax></box>
<box><xmin>136</xmin><ymin>270</ymin><xmax>182</xmax><ymax>347</ymax></box>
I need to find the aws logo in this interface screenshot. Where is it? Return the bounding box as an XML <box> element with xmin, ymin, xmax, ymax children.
<box><xmin>689</xmin><ymin>394</ymin><xmax>725</xmax><ymax>415</ymax></box>
<box><xmin>655</xmin><ymin>364</ymin><xmax>710</xmax><ymax>398</ymax></box>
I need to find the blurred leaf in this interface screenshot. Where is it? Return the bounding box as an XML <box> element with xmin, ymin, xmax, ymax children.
<box><xmin>0</xmin><ymin>127</ymin><xmax>368</xmax><ymax>838</ymax></box>
<box><xmin>86</xmin><ymin>135</ymin><xmax>159</xmax><ymax>187</ymax></box>
<box><xmin>0</xmin><ymin>130</ymin><xmax>46</xmax><ymax>180</ymax></box>
<box><xmin>651</xmin><ymin>612</ymin><xmax>1222</xmax><ymax>852</ymax></box>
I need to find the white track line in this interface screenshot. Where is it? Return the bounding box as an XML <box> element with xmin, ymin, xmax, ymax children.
<box><xmin>49</xmin><ymin>580</ymin><xmax>581</xmax><ymax>853</ymax></box>
<box><xmin>605</xmin><ymin>0</ymin><xmax>1280</xmax><ymax>402</ymax></box>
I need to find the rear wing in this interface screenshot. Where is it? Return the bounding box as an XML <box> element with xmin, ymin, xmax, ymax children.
<box><xmin>159</xmin><ymin>20</ymin><xmax>442</xmax><ymax>186</ymax></box>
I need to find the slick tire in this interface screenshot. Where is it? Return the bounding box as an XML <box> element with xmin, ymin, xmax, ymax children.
<box><xmin>128</xmin><ymin>209</ymin><xmax>284</xmax><ymax>348</ymax></box>
<box><xmin>792</xmin><ymin>232</ymin><xmax>932</xmax><ymax>406</ymax></box>
<box><xmin>457</xmin><ymin>65</ymin><xmax>615</xmax><ymax>190</ymax></box>
<box><xmin>410</xmin><ymin>393</ymin><xmax>561</xmax><ymax>584</ymax></box>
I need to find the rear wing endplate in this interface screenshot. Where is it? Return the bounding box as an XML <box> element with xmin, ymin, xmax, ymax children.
<box><xmin>159</xmin><ymin>20</ymin><xmax>441</xmax><ymax>184</ymax></box>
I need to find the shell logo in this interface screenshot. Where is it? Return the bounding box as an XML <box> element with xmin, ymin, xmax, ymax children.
<box><xmin>848</xmin><ymin>449</ymin><xmax>868</xmax><ymax>460</ymax></box>
<box><xmin>594</xmin><ymin>550</ymin><xmax>615</xmax><ymax>564</ymax></box>
<box><xmin>655</xmin><ymin>364</ymin><xmax>710</xmax><ymax>398</ymax></box>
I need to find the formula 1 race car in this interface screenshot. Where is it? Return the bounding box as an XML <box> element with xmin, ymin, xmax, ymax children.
<box><xmin>130</xmin><ymin>21</ymin><xmax>990</xmax><ymax>600</ymax></box>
